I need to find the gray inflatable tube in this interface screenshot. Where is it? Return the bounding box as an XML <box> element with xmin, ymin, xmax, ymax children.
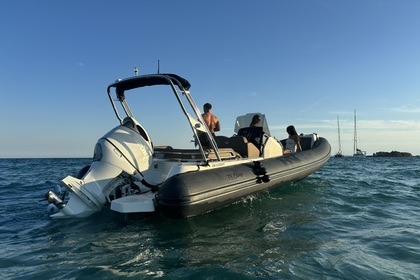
<box><xmin>157</xmin><ymin>137</ymin><xmax>331</xmax><ymax>218</ymax></box>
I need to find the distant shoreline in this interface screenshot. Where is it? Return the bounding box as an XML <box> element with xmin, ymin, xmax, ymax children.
<box><xmin>372</xmin><ymin>151</ymin><xmax>414</xmax><ymax>157</ymax></box>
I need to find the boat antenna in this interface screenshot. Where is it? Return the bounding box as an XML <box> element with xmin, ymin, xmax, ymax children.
<box><xmin>134</xmin><ymin>67</ymin><xmax>139</xmax><ymax>76</ymax></box>
<box><xmin>157</xmin><ymin>60</ymin><xmax>160</xmax><ymax>74</ymax></box>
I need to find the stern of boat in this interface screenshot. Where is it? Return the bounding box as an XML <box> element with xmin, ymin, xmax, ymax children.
<box><xmin>46</xmin><ymin>122</ymin><xmax>155</xmax><ymax>218</ymax></box>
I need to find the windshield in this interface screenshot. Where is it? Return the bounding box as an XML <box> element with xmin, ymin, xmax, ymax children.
<box><xmin>234</xmin><ymin>113</ymin><xmax>271</xmax><ymax>136</ymax></box>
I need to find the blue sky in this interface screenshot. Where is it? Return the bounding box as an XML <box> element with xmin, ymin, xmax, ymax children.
<box><xmin>1</xmin><ymin>0</ymin><xmax>420</xmax><ymax>157</ymax></box>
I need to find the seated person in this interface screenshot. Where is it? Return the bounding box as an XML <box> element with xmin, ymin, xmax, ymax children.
<box><xmin>237</xmin><ymin>126</ymin><xmax>264</xmax><ymax>150</ymax></box>
<box><xmin>283</xmin><ymin>125</ymin><xmax>302</xmax><ymax>154</ymax></box>
<box><xmin>249</xmin><ymin>114</ymin><xmax>260</xmax><ymax>127</ymax></box>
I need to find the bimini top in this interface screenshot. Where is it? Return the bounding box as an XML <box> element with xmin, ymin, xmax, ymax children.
<box><xmin>107</xmin><ymin>73</ymin><xmax>191</xmax><ymax>94</ymax></box>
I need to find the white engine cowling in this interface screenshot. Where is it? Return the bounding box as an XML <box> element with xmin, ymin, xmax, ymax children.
<box><xmin>51</xmin><ymin>124</ymin><xmax>153</xmax><ymax>218</ymax></box>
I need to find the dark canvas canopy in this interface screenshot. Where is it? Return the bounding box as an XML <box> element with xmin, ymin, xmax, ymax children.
<box><xmin>107</xmin><ymin>74</ymin><xmax>191</xmax><ymax>96</ymax></box>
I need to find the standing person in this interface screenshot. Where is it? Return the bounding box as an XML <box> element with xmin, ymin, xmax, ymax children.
<box><xmin>283</xmin><ymin>125</ymin><xmax>302</xmax><ymax>154</ymax></box>
<box><xmin>201</xmin><ymin>103</ymin><xmax>220</xmax><ymax>136</ymax></box>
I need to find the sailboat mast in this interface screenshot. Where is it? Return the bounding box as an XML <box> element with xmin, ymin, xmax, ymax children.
<box><xmin>337</xmin><ymin>115</ymin><xmax>342</xmax><ymax>152</ymax></box>
<box><xmin>353</xmin><ymin>109</ymin><xmax>357</xmax><ymax>155</ymax></box>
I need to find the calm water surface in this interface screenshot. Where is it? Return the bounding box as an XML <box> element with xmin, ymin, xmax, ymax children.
<box><xmin>0</xmin><ymin>157</ymin><xmax>419</xmax><ymax>279</ymax></box>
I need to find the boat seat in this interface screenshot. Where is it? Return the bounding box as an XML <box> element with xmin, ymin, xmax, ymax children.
<box><xmin>280</xmin><ymin>133</ymin><xmax>319</xmax><ymax>151</ymax></box>
<box><xmin>206</xmin><ymin>148</ymin><xmax>239</xmax><ymax>160</ymax></box>
<box><xmin>153</xmin><ymin>147</ymin><xmax>238</xmax><ymax>161</ymax></box>
<box><xmin>215</xmin><ymin>136</ymin><xmax>260</xmax><ymax>158</ymax></box>
<box><xmin>237</xmin><ymin>127</ymin><xmax>264</xmax><ymax>150</ymax></box>
<box><xmin>300</xmin><ymin>133</ymin><xmax>318</xmax><ymax>151</ymax></box>
<box><xmin>154</xmin><ymin>148</ymin><xmax>204</xmax><ymax>161</ymax></box>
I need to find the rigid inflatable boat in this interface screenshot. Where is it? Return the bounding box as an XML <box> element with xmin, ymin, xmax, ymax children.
<box><xmin>45</xmin><ymin>73</ymin><xmax>331</xmax><ymax>218</ymax></box>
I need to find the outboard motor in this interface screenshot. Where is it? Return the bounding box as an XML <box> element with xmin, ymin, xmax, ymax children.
<box><xmin>49</xmin><ymin>121</ymin><xmax>153</xmax><ymax>218</ymax></box>
<box><xmin>45</xmin><ymin>184</ymin><xmax>65</xmax><ymax>214</ymax></box>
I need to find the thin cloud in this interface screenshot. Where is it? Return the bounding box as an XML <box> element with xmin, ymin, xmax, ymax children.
<box><xmin>391</xmin><ymin>105</ymin><xmax>420</xmax><ymax>113</ymax></box>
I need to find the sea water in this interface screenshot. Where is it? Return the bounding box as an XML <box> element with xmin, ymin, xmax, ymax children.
<box><xmin>0</xmin><ymin>157</ymin><xmax>419</xmax><ymax>279</ymax></box>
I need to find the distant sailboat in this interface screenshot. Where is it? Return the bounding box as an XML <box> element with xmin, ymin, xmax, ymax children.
<box><xmin>353</xmin><ymin>109</ymin><xmax>366</xmax><ymax>157</ymax></box>
<box><xmin>335</xmin><ymin>115</ymin><xmax>343</xmax><ymax>157</ymax></box>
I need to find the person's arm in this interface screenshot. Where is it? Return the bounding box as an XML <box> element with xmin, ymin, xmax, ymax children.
<box><xmin>214</xmin><ymin>117</ymin><xmax>220</xmax><ymax>132</ymax></box>
<box><xmin>295</xmin><ymin>135</ymin><xmax>302</xmax><ymax>151</ymax></box>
